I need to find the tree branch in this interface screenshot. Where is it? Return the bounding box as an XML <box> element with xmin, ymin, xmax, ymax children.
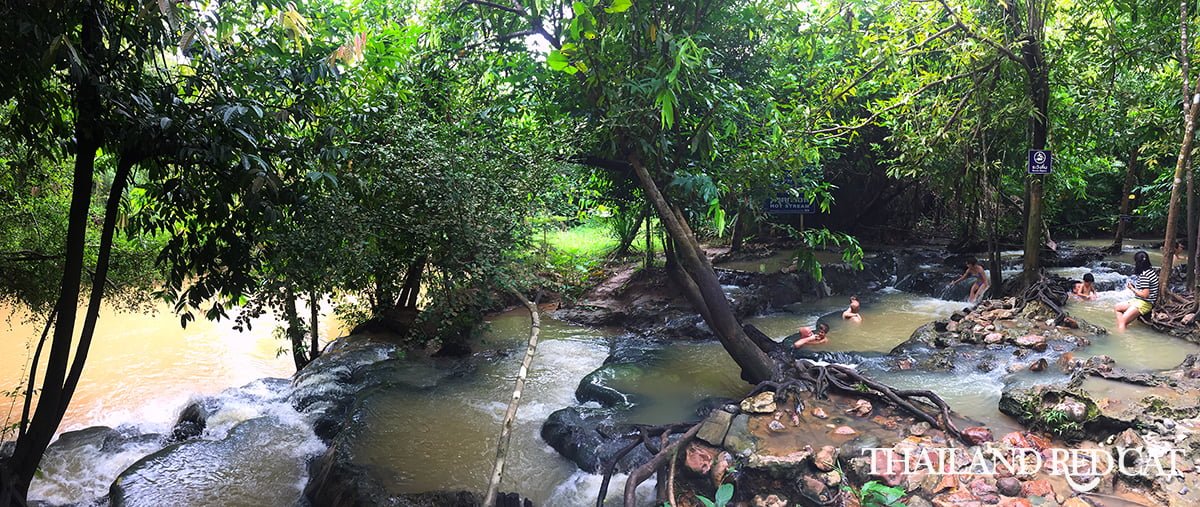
<box><xmin>936</xmin><ymin>0</ymin><xmax>1023</xmax><ymax>64</ymax></box>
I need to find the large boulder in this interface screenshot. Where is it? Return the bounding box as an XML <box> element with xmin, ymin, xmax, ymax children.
<box><xmin>540</xmin><ymin>406</ymin><xmax>654</xmax><ymax>474</ymax></box>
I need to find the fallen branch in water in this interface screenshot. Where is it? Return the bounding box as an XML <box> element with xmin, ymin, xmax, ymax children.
<box><xmin>484</xmin><ymin>290</ymin><xmax>542</xmax><ymax>507</ymax></box>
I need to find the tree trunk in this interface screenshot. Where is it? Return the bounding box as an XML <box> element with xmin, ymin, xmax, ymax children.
<box><xmin>1160</xmin><ymin>92</ymin><xmax>1200</xmax><ymax>296</ymax></box>
<box><xmin>644</xmin><ymin>206</ymin><xmax>653</xmax><ymax>270</ymax></box>
<box><xmin>18</xmin><ymin>307</ymin><xmax>57</xmax><ymax>439</ymax></box>
<box><xmin>484</xmin><ymin>290</ymin><xmax>541</xmax><ymax>507</ymax></box>
<box><xmin>1189</xmin><ymin>159</ymin><xmax>1196</xmax><ymax>290</ymax></box>
<box><xmin>612</xmin><ymin>206</ymin><xmax>648</xmax><ymax>258</ymax></box>
<box><xmin>60</xmin><ymin>155</ymin><xmax>134</xmax><ymax>416</ymax></box>
<box><xmin>1021</xmin><ymin>39</ymin><xmax>1050</xmax><ymax>287</ymax></box>
<box><xmin>629</xmin><ymin>154</ymin><xmax>775</xmax><ymax>383</ymax></box>
<box><xmin>309</xmin><ymin>291</ymin><xmax>321</xmax><ymax>364</ymax></box>
<box><xmin>730</xmin><ymin>199</ymin><xmax>747</xmax><ymax>253</ymax></box>
<box><xmin>7</xmin><ymin>5</ymin><xmax>104</xmax><ymax>492</ymax></box>
<box><xmin>285</xmin><ymin>287</ymin><xmax>308</xmax><ymax>370</ymax></box>
<box><xmin>1112</xmin><ymin>147</ymin><xmax>1139</xmax><ymax>252</ymax></box>
<box><xmin>397</xmin><ymin>255</ymin><xmax>426</xmax><ymax>309</ymax></box>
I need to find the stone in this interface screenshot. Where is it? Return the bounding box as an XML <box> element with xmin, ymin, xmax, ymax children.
<box><xmin>684</xmin><ymin>441</ymin><xmax>717</xmax><ymax>475</ymax></box>
<box><xmin>969</xmin><ymin>478</ymin><xmax>999</xmax><ymax>504</ymax></box>
<box><xmin>996</xmin><ymin>477</ymin><xmax>1022</xmax><ymax>497</ymax></box>
<box><xmin>985</xmin><ymin>333</ymin><xmax>1004</xmax><ymax>344</ymax></box>
<box><xmin>723</xmin><ymin>414</ymin><xmax>756</xmax><ymax>454</ymax></box>
<box><xmin>833</xmin><ymin>425</ymin><xmax>858</xmax><ymax>436</ymax></box>
<box><xmin>1061</xmin><ymin>498</ymin><xmax>1091</xmax><ymax>507</ymax></box>
<box><xmin>910</xmin><ymin>422</ymin><xmax>931</xmax><ymax>437</ymax></box>
<box><xmin>741</xmin><ymin>392</ymin><xmax>777</xmax><ymax>414</ymax></box>
<box><xmin>768</xmin><ymin>420</ymin><xmax>787</xmax><ymax>432</ymax></box>
<box><xmin>753</xmin><ymin>494</ymin><xmax>788</xmax><ymax>507</ymax></box>
<box><xmin>820</xmin><ymin>469</ymin><xmax>841</xmax><ymax>486</ymax></box>
<box><xmin>811</xmin><ymin>407</ymin><xmax>828</xmax><ymax>419</ymax></box>
<box><xmin>963</xmin><ymin>426</ymin><xmax>994</xmax><ymax>445</ymax></box>
<box><xmin>1021</xmin><ymin>478</ymin><xmax>1054</xmax><ymax>497</ymax></box>
<box><xmin>1012</xmin><ymin>334</ymin><xmax>1046</xmax><ymax>349</ymax></box>
<box><xmin>847</xmin><ymin>399</ymin><xmax>873</xmax><ymax>417</ymax></box>
<box><xmin>712</xmin><ymin>452</ymin><xmax>733</xmax><ymax>484</ymax></box>
<box><xmin>906</xmin><ymin>497</ymin><xmax>934</xmax><ymax>507</ymax></box>
<box><xmin>814</xmin><ymin>445</ymin><xmax>837</xmax><ymax>471</ymax></box>
<box><xmin>997</xmin><ymin>499</ymin><xmax>1032</xmax><ymax>507</ymax></box>
<box><xmin>932</xmin><ymin>488</ymin><xmax>982</xmax><ymax>507</ymax></box>
<box><xmin>1029</xmin><ymin>358</ymin><xmax>1047</xmax><ymax>372</ymax></box>
<box><xmin>696</xmin><ymin>408</ymin><xmax>735</xmax><ymax>446</ymax></box>
<box><xmin>1054</xmin><ymin>398</ymin><xmax>1088</xmax><ymax>423</ymax></box>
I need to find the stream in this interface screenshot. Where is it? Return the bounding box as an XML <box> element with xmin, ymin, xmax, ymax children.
<box><xmin>3</xmin><ymin>242</ymin><xmax>1199</xmax><ymax>505</ymax></box>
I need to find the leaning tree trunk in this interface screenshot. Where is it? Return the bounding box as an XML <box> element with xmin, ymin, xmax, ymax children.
<box><xmin>284</xmin><ymin>287</ymin><xmax>309</xmax><ymax>370</ymax></box>
<box><xmin>1160</xmin><ymin>92</ymin><xmax>1200</xmax><ymax>296</ymax></box>
<box><xmin>1112</xmin><ymin>147</ymin><xmax>1139</xmax><ymax>252</ymax></box>
<box><xmin>629</xmin><ymin>153</ymin><xmax>776</xmax><ymax>383</ymax></box>
<box><xmin>484</xmin><ymin>290</ymin><xmax>541</xmax><ymax>507</ymax></box>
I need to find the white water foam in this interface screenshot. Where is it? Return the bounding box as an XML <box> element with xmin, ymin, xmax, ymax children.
<box><xmin>546</xmin><ymin>470</ymin><xmax>659</xmax><ymax>506</ymax></box>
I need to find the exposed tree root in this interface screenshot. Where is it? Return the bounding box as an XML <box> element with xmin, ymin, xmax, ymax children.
<box><xmin>595</xmin><ymin>422</ymin><xmax>697</xmax><ymax>507</ymax></box>
<box><xmin>1142</xmin><ymin>291</ymin><xmax>1199</xmax><ymax>330</ymax></box>
<box><xmin>780</xmin><ymin>359</ymin><xmax>969</xmax><ymax>445</ymax></box>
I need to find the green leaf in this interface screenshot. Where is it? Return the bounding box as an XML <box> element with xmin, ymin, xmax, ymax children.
<box><xmin>604</xmin><ymin>0</ymin><xmax>632</xmax><ymax>13</ymax></box>
<box><xmin>546</xmin><ymin>50</ymin><xmax>570</xmax><ymax>71</ymax></box>
<box><xmin>714</xmin><ymin>483</ymin><xmax>734</xmax><ymax>506</ymax></box>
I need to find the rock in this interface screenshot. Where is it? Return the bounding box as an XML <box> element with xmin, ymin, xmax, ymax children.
<box><xmin>996</xmin><ymin>477</ymin><xmax>1022</xmax><ymax>497</ymax></box>
<box><xmin>1012</xmin><ymin>334</ymin><xmax>1046</xmax><ymax>349</ymax></box>
<box><xmin>820</xmin><ymin>469</ymin><xmax>841</xmax><ymax>486</ymax></box>
<box><xmin>1061</xmin><ymin>498</ymin><xmax>1091</xmax><ymax>507</ymax></box>
<box><xmin>969</xmin><ymin>478</ymin><xmax>999</xmax><ymax>504</ymax></box>
<box><xmin>814</xmin><ymin>445</ymin><xmax>837</xmax><ymax>471</ymax></box>
<box><xmin>1021</xmin><ymin>478</ymin><xmax>1054</xmax><ymax>497</ymax></box>
<box><xmin>909</xmin><ymin>422</ymin><xmax>931</xmax><ymax>436</ymax></box>
<box><xmin>540</xmin><ymin>407</ymin><xmax>653</xmax><ymax>473</ymax></box>
<box><xmin>847</xmin><ymin>399</ymin><xmax>873</xmax><ymax>417</ymax></box>
<box><xmin>684</xmin><ymin>441</ymin><xmax>717</xmax><ymax>475</ymax></box>
<box><xmin>997</xmin><ymin>498</ymin><xmax>1032</xmax><ymax>507</ymax></box>
<box><xmin>768</xmin><ymin>420</ymin><xmax>787</xmax><ymax>432</ymax></box>
<box><xmin>963</xmin><ymin>426</ymin><xmax>994</xmax><ymax>445</ymax></box>
<box><xmin>1054</xmin><ymin>398</ymin><xmax>1089</xmax><ymax>423</ymax></box>
<box><xmin>833</xmin><ymin>425</ymin><xmax>857</xmax><ymax>436</ymax></box>
<box><xmin>712</xmin><ymin>452</ymin><xmax>733</xmax><ymax>484</ymax></box>
<box><xmin>985</xmin><ymin>333</ymin><xmax>1004</xmax><ymax>344</ymax></box>
<box><xmin>753</xmin><ymin>494</ymin><xmax>788</xmax><ymax>507</ymax></box>
<box><xmin>741</xmin><ymin>392</ymin><xmax>778</xmax><ymax>413</ymax></box>
<box><xmin>906</xmin><ymin>497</ymin><xmax>934</xmax><ymax>507</ymax></box>
<box><xmin>168</xmin><ymin>402</ymin><xmax>208</xmax><ymax>443</ymax></box>
<box><xmin>931</xmin><ymin>488</ymin><xmax>981</xmax><ymax>507</ymax></box>
<box><xmin>723</xmin><ymin>414</ymin><xmax>755</xmax><ymax>454</ymax></box>
<box><xmin>1029</xmin><ymin>358</ymin><xmax>1048</xmax><ymax>372</ymax></box>
<box><xmin>811</xmin><ymin>407</ymin><xmax>828</xmax><ymax>419</ymax></box>
<box><xmin>697</xmin><ymin>408</ymin><xmax>735</xmax><ymax>446</ymax></box>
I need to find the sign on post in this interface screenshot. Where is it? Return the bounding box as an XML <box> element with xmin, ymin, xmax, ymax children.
<box><xmin>1028</xmin><ymin>149</ymin><xmax>1053</xmax><ymax>175</ymax></box>
<box><xmin>763</xmin><ymin>170</ymin><xmax>819</xmax><ymax>215</ymax></box>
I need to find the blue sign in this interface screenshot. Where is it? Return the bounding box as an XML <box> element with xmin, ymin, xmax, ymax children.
<box><xmin>764</xmin><ymin>168</ymin><xmax>821</xmax><ymax>214</ymax></box>
<box><xmin>1028</xmin><ymin>149</ymin><xmax>1053</xmax><ymax>175</ymax></box>
<box><xmin>764</xmin><ymin>196</ymin><xmax>816</xmax><ymax>214</ymax></box>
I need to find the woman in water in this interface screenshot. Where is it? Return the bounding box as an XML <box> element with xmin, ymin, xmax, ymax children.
<box><xmin>947</xmin><ymin>257</ymin><xmax>989</xmax><ymax>304</ymax></box>
<box><xmin>1114</xmin><ymin>251</ymin><xmax>1158</xmax><ymax>331</ymax></box>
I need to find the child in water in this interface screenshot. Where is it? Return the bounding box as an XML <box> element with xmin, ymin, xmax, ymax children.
<box><xmin>947</xmin><ymin>257</ymin><xmax>989</xmax><ymax>304</ymax></box>
<box><xmin>842</xmin><ymin>296</ymin><xmax>863</xmax><ymax>323</ymax></box>
<box><xmin>793</xmin><ymin>322</ymin><xmax>830</xmax><ymax>348</ymax></box>
<box><xmin>1072</xmin><ymin>273</ymin><xmax>1097</xmax><ymax>300</ymax></box>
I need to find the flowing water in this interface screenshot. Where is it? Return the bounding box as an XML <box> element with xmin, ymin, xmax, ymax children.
<box><xmin>347</xmin><ymin>311</ymin><xmax>660</xmax><ymax>505</ymax></box>
<box><xmin>0</xmin><ymin>301</ymin><xmax>339</xmax><ymax>505</ymax></box>
<box><xmin>6</xmin><ymin>244</ymin><xmax>1200</xmax><ymax>505</ymax></box>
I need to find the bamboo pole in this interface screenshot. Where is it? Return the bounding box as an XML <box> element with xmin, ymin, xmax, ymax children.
<box><xmin>483</xmin><ymin>290</ymin><xmax>541</xmax><ymax>506</ymax></box>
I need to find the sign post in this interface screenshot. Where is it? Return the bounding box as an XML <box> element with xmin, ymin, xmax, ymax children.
<box><xmin>1028</xmin><ymin>149</ymin><xmax>1053</xmax><ymax>175</ymax></box>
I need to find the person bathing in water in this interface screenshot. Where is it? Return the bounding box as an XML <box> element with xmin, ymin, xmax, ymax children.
<box><xmin>947</xmin><ymin>257</ymin><xmax>989</xmax><ymax>304</ymax></box>
<box><xmin>793</xmin><ymin>322</ymin><xmax>829</xmax><ymax>348</ymax></box>
<box><xmin>1114</xmin><ymin>251</ymin><xmax>1158</xmax><ymax>331</ymax></box>
<box><xmin>842</xmin><ymin>296</ymin><xmax>862</xmax><ymax>323</ymax></box>
<box><xmin>1072</xmin><ymin>273</ymin><xmax>1097</xmax><ymax>300</ymax></box>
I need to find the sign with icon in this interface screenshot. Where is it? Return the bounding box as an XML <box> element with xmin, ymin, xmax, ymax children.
<box><xmin>1028</xmin><ymin>149</ymin><xmax>1053</xmax><ymax>175</ymax></box>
